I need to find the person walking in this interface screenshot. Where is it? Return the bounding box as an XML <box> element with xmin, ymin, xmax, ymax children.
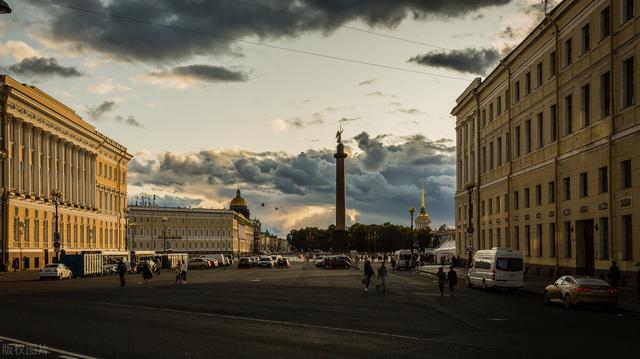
<box><xmin>390</xmin><ymin>256</ymin><xmax>396</xmax><ymax>272</ymax></box>
<box><xmin>116</xmin><ymin>259</ymin><xmax>127</xmax><ymax>287</ymax></box>
<box><xmin>376</xmin><ymin>262</ymin><xmax>388</xmax><ymax>293</ymax></box>
<box><xmin>363</xmin><ymin>257</ymin><xmax>374</xmax><ymax>292</ymax></box>
<box><xmin>447</xmin><ymin>265</ymin><xmax>458</xmax><ymax>296</ymax></box>
<box><xmin>142</xmin><ymin>261</ymin><xmax>152</xmax><ymax>285</ymax></box>
<box><xmin>175</xmin><ymin>260</ymin><xmax>183</xmax><ymax>285</ymax></box>
<box><xmin>155</xmin><ymin>258</ymin><xmax>162</xmax><ymax>276</ymax></box>
<box><xmin>436</xmin><ymin>266</ymin><xmax>446</xmax><ymax>297</ymax></box>
<box><xmin>181</xmin><ymin>259</ymin><xmax>188</xmax><ymax>284</ymax></box>
<box><xmin>608</xmin><ymin>260</ymin><xmax>621</xmax><ymax>288</ymax></box>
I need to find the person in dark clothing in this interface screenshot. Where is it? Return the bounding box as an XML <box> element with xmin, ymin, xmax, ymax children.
<box><xmin>376</xmin><ymin>262</ymin><xmax>388</xmax><ymax>293</ymax></box>
<box><xmin>116</xmin><ymin>260</ymin><xmax>127</xmax><ymax>287</ymax></box>
<box><xmin>447</xmin><ymin>265</ymin><xmax>458</xmax><ymax>296</ymax></box>
<box><xmin>436</xmin><ymin>266</ymin><xmax>446</xmax><ymax>296</ymax></box>
<box><xmin>608</xmin><ymin>260</ymin><xmax>621</xmax><ymax>288</ymax></box>
<box><xmin>363</xmin><ymin>258</ymin><xmax>374</xmax><ymax>292</ymax></box>
<box><xmin>390</xmin><ymin>257</ymin><xmax>396</xmax><ymax>272</ymax></box>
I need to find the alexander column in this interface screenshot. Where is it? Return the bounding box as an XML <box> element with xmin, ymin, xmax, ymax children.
<box><xmin>333</xmin><ymin>127</ymin><xmax>348</xmax><ymax>249</ymax></box>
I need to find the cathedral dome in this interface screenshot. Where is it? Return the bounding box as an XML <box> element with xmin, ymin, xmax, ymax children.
<box><xmin>230</xmin><ymin>188</ymin><xmax>250</xmax><ymax>218</ymax></box>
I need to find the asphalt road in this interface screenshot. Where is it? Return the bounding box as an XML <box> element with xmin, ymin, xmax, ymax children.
<box><xmin>0</xmin><ymin>263</ymin><xmax>638</xmax><ymax>358</ymax></box>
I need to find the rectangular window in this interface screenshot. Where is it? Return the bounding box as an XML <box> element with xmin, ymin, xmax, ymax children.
<box><xmin>535</xmin><ymin>184</ymin><xmax>542</xmax><ymax>206</ymax></box>
<box><xmin>514</xmin><ymin>190</ymin><xmax>519</xmax><ymax>210</ymax></box>
<box><xmin>563</xmin><ymin>177</ymin><xmax>571</xmax><ymax>200</ymax></box>
<box><xmin>565</xmin><ymin>95</ymin><xmax>573</xmax><ymax>135</ymax></box>
<box><xmin>582</xmin><ymin>83</ymin><xmax>590</xmax><ymax>127</ymax></box>
<box><xmin>482</xmin><ymin>146</ymin><xmax>487</xmax><ymax>173</ymax></box>
<box><xmin>489</xmin><ymin>103</ymin><xmax>494</xmax><ymax>122</ymax></box>
<box><xmin>514</xmin><ymin>226</ymin><xmax>520</xmax><ymax>251</ymax></box>
<box><xmin>601</xmin><ymin>6</ymin><xmax>611</xmax><ymax>39</ymax></box>
<box><xmin>621</xmin><ymin>159</ymin><xmax>632</xmax><ymax>188</ymax></box>
<box><xmin>515</xmin><ymin>126</ymin><xmax>521</xmax><ymax>157</ymax></box>
<box><xmin>496</xmin><ymin>196</ymin><xmax>501</xmax><ymax>213</ymax></box>
<box><xmin>624</xmin><ymin>0</ymin><xmax>635</xmax><ymax>22</ymax></box>
<box><xmin>565</xmin><ymin>38</ymin><xmax>572</xmax><ymax>66</ymax></box>
<box><xmin>599</xmin><ymin>166</ymin><xmax>608</xmax><ymax>193</ymax></box>
<box><xmin>601</xmin><ymin>71</ymin><xmax>611</xmax><ymax>117</ymax></box>
<box><xmin>624</xmin><ymin>57</ymin><xmax>635</xmax><ymax>108</ymax></box>
<box><xmin>549</xmin><ymin>181</ymin><xmax>556</xmax><ymax>204</ymax></box>
<box><xmin>497</xmin><ymin>137</ymin><xmax>502</xmax><ymax>166</ymax></box>
<box><xmin>581</xmin><ymin>23</ymin><xmax>590</xmax><ymax>54</ymax></box>
<box><xmin>549</xmin><ymin>223</ymin><xmax>556</xmax><ymax>257</ymax></box>
<box><xmin>537</xmin><ymin>112</ymin><xmax>544</xmax><ymax>148</ymax></box>
<box><xmin>623</xmin><ymin>215</ymin><xmax>633</xmax><ymax>260</ymax></box>
<box><xmin>564</xmin><ymin>221</ymin><xmax>572</xmax><ymax>258</ymax></box>
<box><xmin>600</xmin><ymin>217</ymin><xmax>609</xmax><ymax>259</ymax></box>
<box><xmin>515</xmin><ymin>81</ymin><xmax>521</xmax><ymax>102</ymax></box>
<box><xmin>536</xmin><ymin>224</ymin><xmax>543</xmax><ymax>257</ymax></box>
<box><xmin>550</xmin><ymin>104</ymin><xmax>557</xmax><ymax>141</ymax></box>
<box><xmin>525</xmin><ymin>72</ymin><xmax>531</xmax><ymax>95</ymax></box>
<box><xmin>525</xmin><ymin>225</ymin><xmax>531</xmax><ymax>256</ymax></box>
<box><xmin>482</xmin><ymin>109</ymin><xmax>486</xmax><ymax>128</ymax></box>
<box><xmin>524</xmin><ymin>188</ymin><xmax>530</xmax><ymax>208</ymax></box>
<box><xmin>489</xmin><ymin>142</ymin><xmax>494</xmax><ymax>170</ymax></box>
<box><xmin>536</xmin><ymin>62</ymin><xmax>543</xmax><ymax>87</ymax></box>
<box><xmin>550</xmin><ymin>51</ymin><xmax>557</xmax><ymax>76</ymax></box>
<box><xmin>580</xmin><ymin>172</ymin><xmax>588</xmax><ymax>198</ymax></box>
<box><xmin>489</xmin><ymin>198</ymin><xmax>493</xmax><ymax>215</ymax></box>
<box><xmin>497</xmin><ymin>96</ymin><xmax>502</xmax><ymax>115</ymax></box>
<box><xmin>525</xmin><ymin>119</ymin><xmax>532</xmax><ymax>153</ymax></box>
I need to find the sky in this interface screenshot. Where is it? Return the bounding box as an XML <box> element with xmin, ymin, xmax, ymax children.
<box><xmin>0</xmin><ymin>0</ymin><xmax>555</xmax><ymax>236</ymax></box>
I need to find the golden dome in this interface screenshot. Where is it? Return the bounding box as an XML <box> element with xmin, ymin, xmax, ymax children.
<box><xmin>230</xmin><ymin>188</ymin><xmax>247</xmax><ymax>207</ymax></box>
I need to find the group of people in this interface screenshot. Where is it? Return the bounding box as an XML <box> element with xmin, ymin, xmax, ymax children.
<box><xmin>115</xmin><ymin>258</ymin><xmax>188</xmax><ymax>287</ymax></box>
<box><xmin>362</xmin><ymin>257</ymin><xmax>387</xmax><ymax>293</ymax></box>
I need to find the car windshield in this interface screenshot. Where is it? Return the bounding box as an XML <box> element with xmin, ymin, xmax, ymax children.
<box><xmin>260</xmin><ymin>257</ymin><xmax>271</xmax><ymax>261</ymax></box>
<box><xmin>495</xmin><ymin>258</ymin><xmax>523</xmax><ymax>271</ymax></box>
<box><xmin>44</xmin><ymin>264</ymin><xmax>59</xmax><ymax>268</ymax></box>
<box><xmin>576</xmin><ymin>278</ymin><xmax>609</xmax><ymax>286</ymax></box>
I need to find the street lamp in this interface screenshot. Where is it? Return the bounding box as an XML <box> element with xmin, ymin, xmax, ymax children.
<box><xmin>123</xmin><ymin>207</ymin><xmax>129</xmax><ymax>251</ymax></box>
<box><xmin>409</xmin><ymin>207</ymin><xmax>415</xmax><ymax>269</ymax></box>
<box><xmin>0</xmin><ymin>0</ymin><xmax>12</xmax><ymax>14</ymax></box>
<box><xmin>51</xmin><ymin>189</ymin><xmax>61</xmax><ymax>263</ymax></box>
<box><xmin>129</xmin><ymin>222</ymin><xmax>137</xmax><ymax>251</ymax></box>
<box><xmin>465</xmin><ymin>182</ymin><xmax>476</xmax><ymax>268</ymax></box>
<box><xmin>161</xmin><ymin>216</ymin><xmax>168</xmax><ymax>252</ymax></box>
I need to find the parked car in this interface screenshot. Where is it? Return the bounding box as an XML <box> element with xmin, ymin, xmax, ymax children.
<box><xmin>188</xmin><ymin>258</ymin><xmax>211</xmax><ymax>270</ymax></box>
<box><xmin>276</xmin><ymin>257</ymin><xmax>290</xmax><ymax>268</ymax></box>
<box><xmin>258</xmin><ymin>256</ymin><xmax>274</xmax><ymax>267</ymax></box>
<box><xmin>544</xmin><ymin>276</ymin><xmax>618</xmax><ymax>310</ymax></box>
<box><xmin>466</xmin><ymin>248</ymin><xmax>524</xmax><ymax>291</ymax></box>
<box><xmin>39</xmin><ymin>263</ymin><xmax>73</xmax><ymax>280</ymax></box>
<box><xmin>321</xmin><ymin>256</ymin><xmax>351</xmax><ymax>269</ymax></box>
<box><xmin>394</xmin><ymin>249</ymin><xmax>416</xmax><ymax>270</ymax></box>
<box><xmin>238</xmin><ymin>257</ymin><xmax>252</xmax><ymax>269</ymax></box>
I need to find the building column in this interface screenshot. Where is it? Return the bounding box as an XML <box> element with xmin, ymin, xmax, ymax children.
<box><xmin>22</xmin><ymin>123</ymin><xmax>32</xmax><ymax>196</ymax></box>
<box><xmin>78</xmin><ymin>150</ymin><xmax>85</xmax><ymax>207</ymax></box>
<box><xmin>33</xmin><ymin>128</ymin><xmax>41</xmax><ymax>198</ymax></box>
<box><xmin>90</xmin><ymin>155</ymin><xmax>96</xmax><ymax>209</ymax></box>
<box><xmin>65</xmin><ymin>142</ymin><xmax>71</xmax><ymax>204</ymax></box>
<box><xmin>12</xmin><ymin>119</ymin><xmax>21</xmax><ymax>194</ymax></box>
<box><xmin>43</xmin><ymin>132</ymin><xmax>50</xmax><ymax>199</ymax></box>
<box><xmin>73</xmin><ymin>146</ymin><xmax>79</xmax><ymax>206</ymax></box>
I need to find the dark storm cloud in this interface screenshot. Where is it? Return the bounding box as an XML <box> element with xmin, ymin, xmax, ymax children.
<box><xmin>36</xmin><ymin>0</ymin><xmax>512</xmax><ymax>63</ymax></box>
<box><xmin>7</xmin><ymin>57</ymin><xmax>81</xmax><ymax>78</ymax></box>
<box><xmin>148</xmin><ymin>64</ymin><xmax>248</xmax><ymax>82</ymax></box>
<box><xmin>408</xmin><ymin>47</ymin><xmax>501</xmax><ymax>74</ymax></box>
<box><xmin>128</xmin><ymin>132</ymin><xmax>457</xmax><ymax>231</ymax></box>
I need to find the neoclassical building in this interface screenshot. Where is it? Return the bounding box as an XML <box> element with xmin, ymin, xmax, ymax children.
<box><xmin>415</xmin><ymin>188</ymin><xmax>432</xmax><ymax>230</ymax></box>
<box><xmin>452</xmin><ymin>0</ymin><xmax>639</xmax><ymax>278</ymax></box>
<box><xmin>0</xmin><ymin>75</ymin><xmax>132</xmax><ymax>270</ymax></box>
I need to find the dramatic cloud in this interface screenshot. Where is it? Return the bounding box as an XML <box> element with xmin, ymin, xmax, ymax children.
<box><xmin>408</xmin><ymin>47</ymin><xmax>501</xmax><ymax>74</ymax></box>
<box><xmin>128</xmin><ymin>132</ymin><xmax>456</xmax><ymax>233</ymax></box>
<box><xmin>0</xmin><ymin>40</ymin><xmax>41</xmax><ymax>61</ymax></box>
<box><xmin>87</xmin><ymin>100</ymin><xmax>144</xmax><ymax>128</ymax></box>
<box><xmin>35</xmin><ymin>0</ymin><xmax>511</xmax><ymax>63</ymax></box>
<box><xmin>7</xmin><ymin>56</ymin><xmax>82</xmax><ymax>78</ymax></box>
<box><xmin>141</xmin><ymin>64</ymin><xmax>247</xmax><ymax>89</ymax></box>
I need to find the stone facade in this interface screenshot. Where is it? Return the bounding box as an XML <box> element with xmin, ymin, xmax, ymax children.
<box><xmin>0</xmin><ymin>75</ymin><xmax>132</xmax><ymax>270</ymax></box>
<box><xmin>452</xmin><ymin>0</ymin><xmax>640</xmax><ymax>281</ymax></box>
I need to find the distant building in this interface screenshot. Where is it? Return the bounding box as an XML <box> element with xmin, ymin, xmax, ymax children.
<box><xmin>415</xmin><ymin>188</ymin><xmax>432</xmax><ymax>230</ymax></box>
<box><xmin>435</xmin><ymin>224</ymin><xmax>455</xmax><ymax>242</ymax></box>
<box><xmin>0</xmin><ymin>75</ymin><xmax>132</xmax><ymax>271</ymax></box>
<box><xmin>451</xmin><ymin>0</ymin><xmax>640</xmax><ymax>278</ymax></box>
<box><xmin>229</xmin><ymin>188</ymin><xmax>250</xmax><ymax>219</ymax></box>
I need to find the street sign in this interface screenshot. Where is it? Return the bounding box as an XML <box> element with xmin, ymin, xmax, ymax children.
<box><xmin>466</xmin><ymin>233</ymin><xmax>473</xmax><ymax>251</ymax></box>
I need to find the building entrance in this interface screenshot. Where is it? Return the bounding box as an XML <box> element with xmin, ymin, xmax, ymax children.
<box><xmin>575</xmin><ymin>220</ymin><xmax>594</xmax><ymax>275</ymax></box>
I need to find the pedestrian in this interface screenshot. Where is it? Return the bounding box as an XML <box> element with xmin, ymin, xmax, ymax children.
<box><xmin>390</xmin><ymin>256</ymin><xmax>396</xmax><ymax>272</ymax></box>
<box><xmin>116</xmin><ymin>259</ymin><xmax>127</xmax><ymax>287</ymax></box>
<box><xmin>376</xmin><ymin>262</ymin><xmax>388</xmax><ymax>293</ymax></box>
<box><xmin>175</xmin><ymin>260</ymin><xmax>183</xmax><ymax>285</ymax></box>
<box><xmin>181</xmin><ymin>259</ymin><xmax>188</xmax><ymax>284</ymax></box>
<box><xmin>12</xmin><ymin>258</ymin><xmax>19</xmax><ymax>272</ymax></box>
<box><xmin>608</xmin><ymin>260</ymin><xmax>621</xmax><ymax>288</ymax></box>
<box><xmin>155</xmin><ymin>258</ymin><xmax>162</xmax><ymax>276</ymax></box>
<box><xmin>447</xmin><ymin>265</ymin><xmax>458</xmax><ymax>296</ymax></box>
<box><xmin>436</xmin><ymin>266</ymin><xmax>446</xmax><ymax>297</ymax></box>
<box><xmin>142</xmin><ymin>261</ymin><xmax>152</xmax><ymax>285</ymax></box>
<box><xmin>363</xmin><ymin>257</ymin><xmax>374</xmax><ymax>292</ymax></box>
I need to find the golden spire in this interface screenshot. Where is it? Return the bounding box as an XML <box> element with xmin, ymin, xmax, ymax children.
<box><xmin>421</xmin><ymin>186</ymin><xmax>425</xmax><ymax>209</ymax></box>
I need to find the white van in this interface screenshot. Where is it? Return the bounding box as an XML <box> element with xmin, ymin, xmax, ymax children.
<box><xmin>467</xmin><ymin>248</ymin><xmax>524</xmax><ymax>291</ymax></box>
<box><xmin>395</xmin><ymin>249</ymin><xmax>416</xmax><ymax>270</ymax></box>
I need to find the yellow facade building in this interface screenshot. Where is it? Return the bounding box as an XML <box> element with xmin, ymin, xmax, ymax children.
<box><xmin>0</xmin><ymin>75</ymin><xmax>132</xmax><ymax>270</ymax></box>
<box><xmin>452</xmin><ymin>0</ymin><xmax>639</xmax><ymax>279</ymax></box>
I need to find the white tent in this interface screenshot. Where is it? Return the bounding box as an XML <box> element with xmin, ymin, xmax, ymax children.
<box><xmin>433</xmin><ymin>239</ymin><xmax>456</xmax><ymax>264</ymax></box>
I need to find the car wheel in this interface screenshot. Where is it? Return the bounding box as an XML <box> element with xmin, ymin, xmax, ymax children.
<box><xmin>466</xmin><ymin>277</ymin><xmax>472</xmax><ymax>288</ymax></box>
<box><xmin>543</xmin><ymin>291</ymin><xmax>551</xmax><ymax>304</ymax></box>
<box><xmin>563</xmin><ymin>295</ymin><xmax>572</xmax><ymax>310</ymax></box>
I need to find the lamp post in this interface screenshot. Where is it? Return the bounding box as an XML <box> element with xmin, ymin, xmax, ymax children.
<box><xmin>123</xmin><ymin>207</ymin><xmax>129</xmax><ymax>251</ymax></box>
<box><xmin>129</xmin><ymin>222</ymin><xmax>137</xmax><ymax>251</ymax></box>
<box><xmin>51</xmin><ymin>189</ymin><xmax>61</xmax><ymax>262</ymax></box>
<box><xmin>0</xmin><ymin>0</ymin><xmax>11</xmax><ymax>14</ymax></box>
<box><xmin>161</xmin><ymin>216</ymin><xmax>168</xmax><ymax>253</ymax></box>
<box><xmin>465</xmin><ymin>182</ymin><xmax>476</xmax><ymax>268</ymax></box>
<box><xmin>409</xmin><ymin>207</ymin><xmax>415</xmax><ymax>269</ymax></box>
